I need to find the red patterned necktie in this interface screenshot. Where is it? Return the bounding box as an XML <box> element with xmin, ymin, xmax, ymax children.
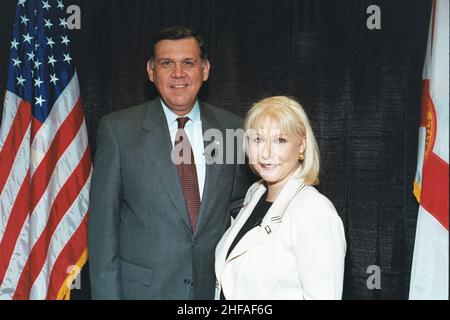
<box><xmin>174</xmin><ymin>117</ymin><xmax>201</xmax><ymax>232</ymax></box>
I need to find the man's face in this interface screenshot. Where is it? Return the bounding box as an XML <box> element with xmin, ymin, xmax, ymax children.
<box><xmin>147</xmin><ymin>38</ymin><xmax>210</xmax><ymax>116</ymax></box>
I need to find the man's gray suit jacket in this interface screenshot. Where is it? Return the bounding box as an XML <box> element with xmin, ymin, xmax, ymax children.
<box><xmin>88</xmin><ymin>98</ymin><xmax>253</xmax><ymax>299</ymax></box>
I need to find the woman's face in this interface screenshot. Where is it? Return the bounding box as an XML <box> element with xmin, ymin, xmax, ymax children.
<box><xmin>247</xmin><ymin>117</ymin><xmax>306</xmax><ymax>189</ymax></box>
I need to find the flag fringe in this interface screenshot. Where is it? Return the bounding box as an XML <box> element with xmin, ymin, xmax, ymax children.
<box><xmin>413</xmin><ymin>181</ymin><xmax>421</xmax><ymax>203</ymax></box>
<box><xmin>56</xmin><ymin>249</ymin><xmax>88</xmax><ymax>300</ymax></box>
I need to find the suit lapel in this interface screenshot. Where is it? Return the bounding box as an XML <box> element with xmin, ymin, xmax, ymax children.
<box><xmin>194</xmin><ymin>103</ymin><xmax>224</xmax><ymax>234</ymax></box>
<box><xmin>140</xmin><ymin>99</ymin><xmax>191</xmax><ymax>230</ymax></box>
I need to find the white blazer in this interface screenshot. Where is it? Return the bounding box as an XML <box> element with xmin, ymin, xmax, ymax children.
<box><xmin>215</xmin><ymin>172</ymin><xmax>347</xmax><ymax>300</ymax></box>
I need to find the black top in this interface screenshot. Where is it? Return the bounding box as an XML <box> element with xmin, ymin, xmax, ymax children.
<box><xmin>220</xmin><ymin>192</ymin><xmax>273</xmax><ymax>300</ymax></box>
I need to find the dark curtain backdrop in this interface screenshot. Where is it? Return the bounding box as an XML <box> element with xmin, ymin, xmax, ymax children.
<box><xmin>0</xmin><ymin>0</ymin><xmax>431</xmax><ymax>300</ymax></box>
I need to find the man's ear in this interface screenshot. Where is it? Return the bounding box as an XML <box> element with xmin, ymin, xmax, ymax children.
<box><xmin>147</xmin><ymin>60</ymin><xmax>154</xmax><ymax>83</ymax></box>
<box><xmin>202</xmin><ymin>59</ymin><xmax>211</xmax><ymax>82</ymax></box>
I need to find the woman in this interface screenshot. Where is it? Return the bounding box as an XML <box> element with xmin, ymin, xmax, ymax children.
<box><xmin>215</xmin><ymin>96</ymin><xmax>346</xmax><ymax>300</ymax></box>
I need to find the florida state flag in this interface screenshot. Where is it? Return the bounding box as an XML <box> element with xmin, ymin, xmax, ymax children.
<box><xmin>409</xmin><ymin>0</ymin><xmax>449</xmax><ymax>300</ymax></box>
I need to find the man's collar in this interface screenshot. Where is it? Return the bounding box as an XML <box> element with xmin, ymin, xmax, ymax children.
<box><xmin>160</xmin><ymin>99</ymin><xmax>201</xmax><ymax>126</ymax></box>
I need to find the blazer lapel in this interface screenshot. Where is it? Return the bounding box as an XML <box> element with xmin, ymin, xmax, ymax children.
<box><xmin>220</xmin><ymin>183</ymin><xmax>266</xmax><ymax>261</ymax></box>
<box><xmin>260</xmin><ymin>175</ymin><xmax>306</xmax><ymax>230</ymax></box>
<box><xmin>215</xmin><ymin>181</ymin><xmax>265</xmax><ymax>277</ymax></box>
<box><xmin>225</xmin><ymin>170</ymin><xmax>307</xmax><ymax>262</ymax></box>
<box><xmin>140</xmin><ymin>99</ymin><xmax>191</xmax><ymax>230</ymax></box>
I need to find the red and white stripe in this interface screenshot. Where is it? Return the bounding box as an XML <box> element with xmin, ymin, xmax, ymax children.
<box><xmin>409</xmin><ymin>0</ymin><xmax>448</xmax><ymax>300</ymax></box>
<box><xmin>0</xmin><ymin>72</ymin><xmax>91</xmax><ymax>300</ymax></box>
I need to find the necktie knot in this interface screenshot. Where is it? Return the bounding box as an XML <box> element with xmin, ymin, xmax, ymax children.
<box><xmin>176</xmin><ymin>117</ymin><xmax>190</xmax><ymax>129</ymax></box>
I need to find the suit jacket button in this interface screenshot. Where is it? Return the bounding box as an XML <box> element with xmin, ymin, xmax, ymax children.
<box><xmin>184</xmin><ymin>279</ymin><xmax>191</xmax><ymax>285</ymax></box>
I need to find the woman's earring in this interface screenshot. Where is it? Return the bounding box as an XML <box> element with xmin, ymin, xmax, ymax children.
<box><xmin>298</xmin><ymin>152</ymin><xmax>305</xmax><ymax>161</ymax></box>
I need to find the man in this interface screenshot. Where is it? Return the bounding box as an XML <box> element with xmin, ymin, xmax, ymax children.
<box><xmin>88</xmin><ymin>26</ymin><xmax>253</xmax><ymax>299</ymax></box>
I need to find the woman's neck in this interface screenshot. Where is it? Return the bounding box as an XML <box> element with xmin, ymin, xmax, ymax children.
<box><xmin>265</xmin><ymin>174</ymin><xmax>292</xmax><ymax>202</ymax></box>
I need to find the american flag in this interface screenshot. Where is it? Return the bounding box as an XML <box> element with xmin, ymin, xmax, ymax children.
<box><xmin>0</xmin><ymin>0</ymin><xmax>91</xmax><ymax>299</ymax></box>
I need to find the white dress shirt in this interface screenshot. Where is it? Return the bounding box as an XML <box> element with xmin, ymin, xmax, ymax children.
<box><xmin>161</xmin><ymin>99</ymin><xmax>206</xmax><ymax>200</ymax></box>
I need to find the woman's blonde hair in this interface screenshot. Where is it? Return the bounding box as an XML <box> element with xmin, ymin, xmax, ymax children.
<box><xmin>244</xmin><ymin>96</ymin><xmax>320</xmax><ymax>185</ymax></box>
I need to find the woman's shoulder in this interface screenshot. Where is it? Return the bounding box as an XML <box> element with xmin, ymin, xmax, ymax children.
<box><xmin>289</xmin><ymin>185</ymin><xmax>339</xmax><ymax>220</ymax></box>
<box><xmin>297</xmin><ymin>185</ymin><xmax>334</xmax><ymax>205</ymax></box>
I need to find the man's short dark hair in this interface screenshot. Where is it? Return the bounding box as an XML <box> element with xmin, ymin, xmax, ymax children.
<box><xmin>150</xmin><ymin>26</ymin><xmax>208</xmax><ymax>61</ymax></box>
